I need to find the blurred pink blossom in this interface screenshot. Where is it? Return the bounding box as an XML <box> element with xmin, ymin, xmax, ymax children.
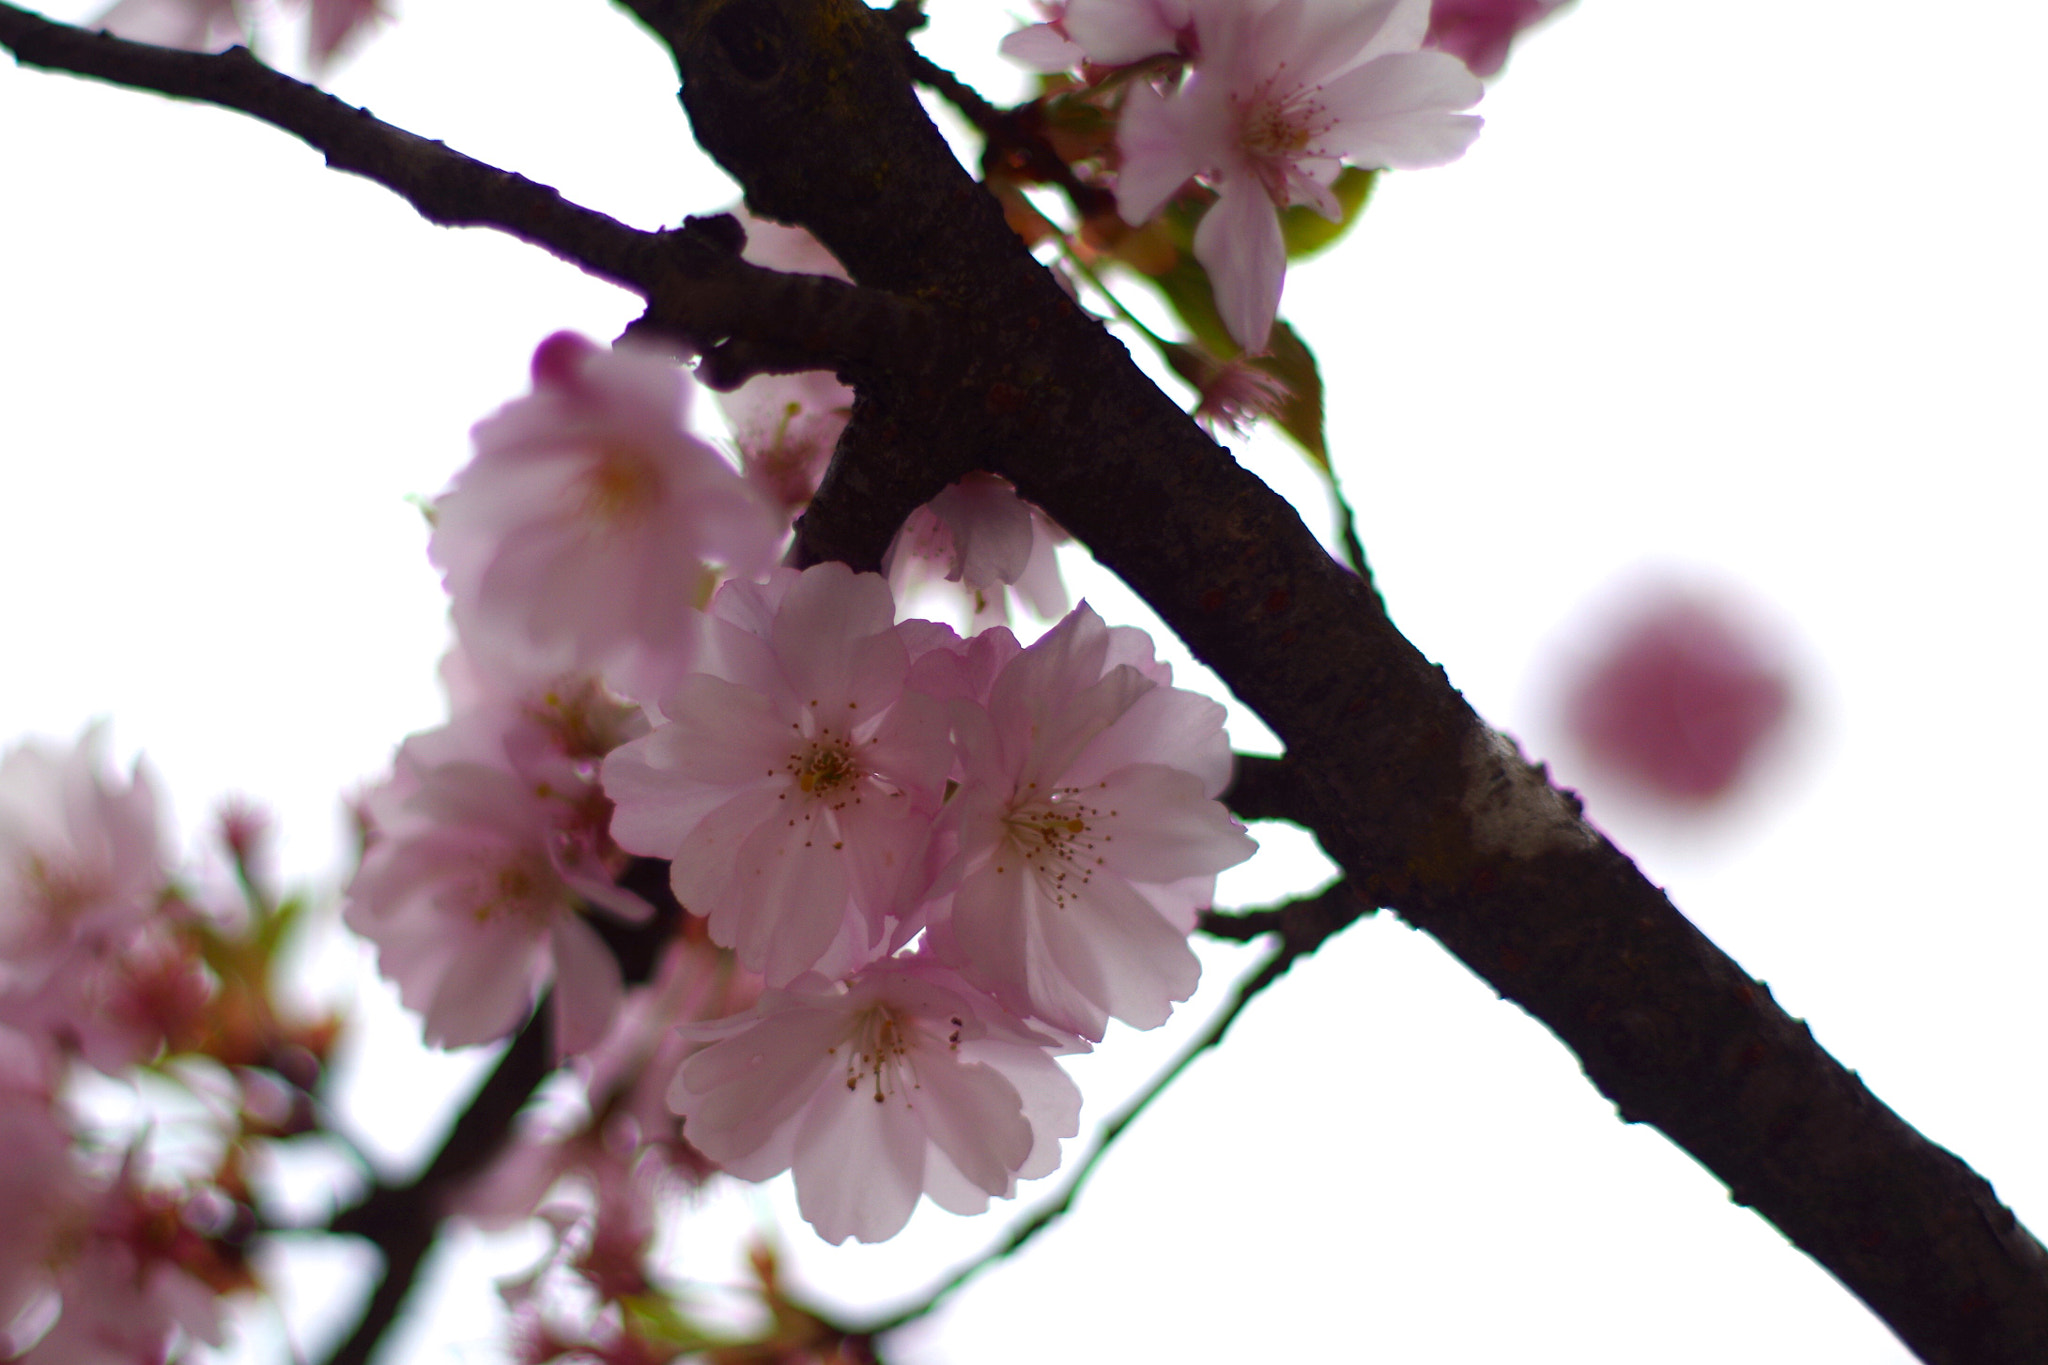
<box><xmin>307</xmin><ymin>0</ymin><xmax>384</xmax><ymax>65</ymax></box>
<box><xmin>1564</xmin><ymin>589</ymin><xmax>1795</xmax><ymax>803</ymax></box>
<box><xmin>715</xmin><ymin>216</ymin><xmax>856</xmax><ymax>518</ymax></box>
<box><xmin>93</xmin><ymin>0</ymin><xmax>241</xmax><ymax>51</ymax></box>
<box><xmin>0</xmin><ymin>728</ymin><xmax>168</xmax><ymax>992</ymax></box>
<box><xmin>0</xmin><ymin>1051</ymin><xmax>87</xmax><ymax>1347</ymax></box>
<box><xmin>346</xmin><ymin>731</ymin><xmax>649</xmax><ymax>1053</ymax></box>
<box><xmin>884</xmin><ymin>474</ymin><xmax>1071</xmax><ymax>629</ymax></box>
<box><xmin>1425</xmin><ymin>0</ymin><xmax>1566</xmax><ymax>77</ymax></box>
<box><xmin>430</xmin><ymin>332</ymin><xmax>781</xmax><ymax>683</ymax></box>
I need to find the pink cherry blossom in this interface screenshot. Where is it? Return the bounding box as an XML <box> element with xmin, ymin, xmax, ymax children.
<box><xmin>603</xmin><ymin>565</ymin><xmax>954</xmax><ymax>987</ymax></box>
<box><xmin>1426</xmin><ymin>0</ymin><xmax>1566</xmax><ymax>78</ymax></box>
<box><xmin>884</xmin><ymin>474</ymin><xmax>1071</xmax><ymax>629</ymax></box>
<box><xmin>430</xmin><ymin>332</ymin><xmax>782</xmax><ymax>682</ymax></box>
<box><xmin>999</xmin><ymin>3</ymin><xmax>1088</xmax><ymax>73</ymax></box>
<box><xmin>668</xmin><ymin>953</ymin><xmax>1084</xmax><ymax>1244</ymax></box>
<box><xmin>0</xmin><ymin>728</ymin><xmax>168</xmax><ymax>992</ymax></box>
<box><xmin>714</xmin><ymin>215</ymin><xmax>857</xmax><ymax>518</ymax></box>
<box><xmin>1002</xmin><ymin>0</ymin><xmax>1199</xmax><ymax>70</ymax></box>
<box><xmin>928</xmin><ymin>604</ymin><xmax>1254</xmax><ymax>1041</ymax></box>
<box><xmin>9</xmin><ymin>1174</ymin><xmax>230</xmax><ymax>1365</ymax></box>
<box><xmin>0</xmin><ymin>1045</ymin><xmax>86</xmax><ymax>1347</ymax></box>
<box><xmin>346</xmin><ymin>717</ymin><xmax>649</xmax><ymax>1053</ymax></box>
<box><xmin>1117</xmin><ymin>0</ymin><xmax>1483</xmax><ymax>350</ymax></box>
<box><xmin>1563</xmin><ymin>588</ymin><xmax>1795</xmax><ymax>804</ymax></box>
<box><xmin>92</xmin><ymin>0</ymin><xmax>242</xmax><ymax>52</ymax></box>
<box><xmin>307</xmin><ymin>0</ymin><xmax>383</xmax><ymax>65</ymax></box>
<box><xmin>458</xmin><ymin>932</ymin><xmax>751</xmax><ymax>1235</ymax></box>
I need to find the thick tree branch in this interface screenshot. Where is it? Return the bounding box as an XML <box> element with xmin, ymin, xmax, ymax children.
<box><xmin>608</xmin><ymin>1</ymin><xmax>2048</xmax><ymax>1359</ymax></box>
<box><xmin>1220</xmin><ymin>751</ymin><xmax>1319</xmax><ymax>826</ymax></box>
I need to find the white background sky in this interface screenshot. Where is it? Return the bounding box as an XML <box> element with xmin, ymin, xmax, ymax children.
<box><xmin>2</xmin><ymin>0</ymin><xmax>2045</xmax><ymax>1360</ymax></box>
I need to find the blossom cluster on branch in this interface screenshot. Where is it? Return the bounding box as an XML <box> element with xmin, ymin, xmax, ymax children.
<box><xmin>41</xmin><ymin>1</ymin><xmax>2033</xmax><ymax>1363</ymax></box>
<box><xmin>0</xmin><ymin>730</ymin><xmax>339</xmax><ymax>1360</ymax></box>
<box><xmin>342</xmin><ymin>328</ymin><xmax>1255</xmax><ymax>1253</ymax></box>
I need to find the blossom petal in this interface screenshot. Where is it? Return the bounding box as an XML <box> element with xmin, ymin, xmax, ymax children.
<box><xmin>1194</xmin><ymin>179</ymin><xmax>1288</xmax><ymax>353</ymax></box>
<box><xmin>1116</xmin><ymin>81</ymin><xmax>1207</xmax><ymax>226</ymax></box>
<box><xmin>1319</xmin><ymin>52</ymin><xmax>1485</xmax><ymax>169</ymax></box>
<box><xmin>793</xmin><ymin>1078</ymin><xmax>927</xmax><ymax>1243</ymax></box>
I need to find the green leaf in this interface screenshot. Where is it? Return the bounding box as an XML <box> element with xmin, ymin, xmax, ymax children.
<box><xmin>1255</xmin><ymin>320</ymin><xmax>1328</xmax><ymax>471</ymax></box>
<box><xmin>1147</xmin><ymin>251</ymin><xmax>1236</xmax><ymax>357</ymax></box>
<box><xmin>1279</xmin><ymin>167</ymin><xmax>1378</xmax><ymax>260</ymax></box>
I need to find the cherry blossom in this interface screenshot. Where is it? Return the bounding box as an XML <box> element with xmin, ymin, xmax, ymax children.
<box><xmin>346</xmin><ymin>717</ymin><xmax>648</xmax><ymax>1053</ymax></box>
<box><xmin>1117</xmin><ymin>0</ymin><xmax>1483</xmax><ymax>350</ymax></box>
<box><xmin>0</xmin><ymin>1042</ymin><xmax>85</xmax><ymax>1348</ymax></box>
<box><xmin>884</xmin><ymin>473</ymin><xmax>1071</xmax><ymax>629</ymax></box>
<box><xmin>1563</xmin><ymin>588</ymin><xmax>1795</xmax><ymax>803</ymax></box>
<box><xmin>999</xmin><ymin>3</ymin><xmax>1087</xmax><ymax>73</ymax></box>
<box><xmin>604</xmin><ymin>565</ymin><xmax>954</xmax><ymax>986</ymax></box>
<box><xmin>0</xmin><ymin>728</ymin><xmax>168</xmax><ymax>992</ymax></box>
<box><xmin>668</xmin><ymin>954</ymin><xmax>1084</xmax><ymax>1244</ymax></box>
<box><xmin>927</xmin><ymin>604</ymin><xmax>1254</xmax><ymax>1041</ymax></box>
<box><xmin>429</xmin><ymin>332</ymin><xmax>781</xmax><ymax>682</ymax></box>
<box><xmin>95</xmin><ymin>0</ymin><xmax>380</xmax><ymax>66</ymax></box>
<box><xmin>93</xmin><ymin>0</ymin><xmax>242</xmax><ymax>52</ymax></box>
<box><xmin>458</xmin><ymin>933</ymin><xmax>750</xmax><ymax>1236</ymax></box>
<box><xmin>9</xmin><ymin>1174</ymin><xmax>233</xmax><ymax>1365</ymax></box>
<box><xmin>714</xmin><ymin>215</ymin><xmax>856</xmax><ymax>518</ymax></box>
<box><xmin>307</xmin><ymin>0</ymin><xmax>384</xmax><ymax>65</ymax></box>
<box><xmin>1425</xmin><ymin>0</ymin><xmax>1566</xmax><ymax>77</ymax></box>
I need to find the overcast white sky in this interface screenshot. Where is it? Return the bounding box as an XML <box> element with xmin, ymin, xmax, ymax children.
<box><xmin>3</xmin><ymin>0</ymin><xmax>2045</xmax><ymax>1360</ymax></box>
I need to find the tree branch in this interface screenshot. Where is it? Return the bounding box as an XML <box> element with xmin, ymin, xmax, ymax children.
<box><xmin>1197</xmin><ymin>877</ymin><xmax>1374</xmax><ymax>947</ymax></box>
<box><xmin>13</xmin><ymin>0</ymin><xmax>2046</xmax><ymax>1356</ymax></box>
<box><xmin>1220</xmin><ymin>751</ymin><xmax>1318</xmax><ymax>826</ymax></box>
<box><xmin>0</xmin><ymin>2</ymin><xmax>936</xmax><ymax>379</ymax></box>
<box><xmin>903</xmin><ymin>48</ymin><xmax>1118</xmax><ymax>223</ymax></box>
<box><xmin>606</xmin><ymin>1</ymin><xmax>2048</xmax><ymax>1359</ymax></box>
<box><xmin>317</xmin><ymin>862</ymin><xmax>683</xmax><ymax>1365</ymax></box>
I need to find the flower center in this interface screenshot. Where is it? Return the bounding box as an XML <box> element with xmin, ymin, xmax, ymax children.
<box><xmin>463</xmin><ymin>848</ymin><xmax>559</xmax><ymax>925</ymax></box>
<box><xmin>843</xmin><ymin>1005</ymin><xmax>913</xmax><ymax>1103</ymax></box>
<box><xmin>1234</xmin><ymin>75</ymin><xmax>1331</xmax><ymax>203</ymax></box>
<box><xmin>580</xmin><ymin>441</ymin><xmax>661</xmax><ymax>524</ymax></box>
<box><xmin>1000</xmin><ymin>787</ymin><xmax>1112</xmax><ymax>909</ymax></box>
<box><xmin>791</xmin><ymin>737</ymin><xmax>862</xmax><ymax>796</ymax></box>
<box><xmin>20</xmin><ymin>850</ymin><xmax>102</xmax><ymax>922</ymax></box>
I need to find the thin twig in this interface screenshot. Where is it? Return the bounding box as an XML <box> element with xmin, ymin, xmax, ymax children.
<box><xmin>903</xmin><ymin>48</ymin><xmax>1117</xmax><ymax>221</ymax></box>
<box><xmin>317</xmin><ymin>864</ymin><xmax>683</xmax><ymax>1365</ymax></box>
<box><xmin>0</xmin><ymin>4</ymin><xmax>939</xmax><ymax>377</ymax></box>
<box><xmin>1198</xmin><ymin>878</ymin><xmax>1374</xmax><ymax>947</ymax></box>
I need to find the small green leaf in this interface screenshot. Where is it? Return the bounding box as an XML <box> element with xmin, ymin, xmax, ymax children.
<box><xmin>1255</xmin><ymin>320</ymin><xmax>1328</xmax><ymax>470</ymax></box>
<box><xmin>1148</xmin><ymin>253</ymin><xmax>1238</xmax><ymax>358</ymax></box>
<box><xmin>1279</xmin><ymin>167</ymin><xmax>1378</xmax><ymax>260</ymax></box>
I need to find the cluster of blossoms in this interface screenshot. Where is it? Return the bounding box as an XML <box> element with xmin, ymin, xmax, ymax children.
<box><xmin>1005</xmin><ymin>0</ymin><xmax>1494</xmax><ymax>352</ymax></box>
<box><xmin>344</xmin><ymin>327</ymin><xmax>1253</xmax><ymax>1250</ymax></box>
<box><xmin>0</xmin><ymin>732</ymin><xmax>332</xmax><ymax>1360</ymax></box>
